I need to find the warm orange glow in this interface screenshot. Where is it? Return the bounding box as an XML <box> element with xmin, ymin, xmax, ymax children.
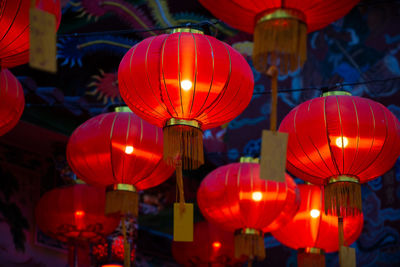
<box><xmin>125</xmin><ymin>145</ymin><xmax>134</xmax><ymax>154</ymax></box>
<box><xmin>335</xmin><ymin>136</ymin><xmax>348</xmax><ymax>148</ymax></box>
<box><xmin>180</xmin><ymin>80</ymin><xmax>192</xmax><ymax>91</ymax></box>
<box><xmin>212</xmin><ymin>241</ymin><xmax>221</xmax><ymax>248</ymax></box>
<box><xmin>310</xmin><ymin>209</ymin><xmax>320</xmax><ymax>218</ymax></box>
<box><xmin>75</xmin><ymin>210</ymin><xmax>85</xmax><ymax>217</ymax></box>
<box><xmin>252</xmin><ymin>191</ymin><xmax>263</xmax><ymax>201</ymax></box>
<box><xmin>101</xmin><ymin>265</ymin><xmax>123</xmax><ymax>267</ymax></box>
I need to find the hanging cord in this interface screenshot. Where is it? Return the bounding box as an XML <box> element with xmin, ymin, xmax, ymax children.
<box><xmin>175</xmin><ymin>159</ymin><xmax>185</xmax><ymax>213</ymax></box>
<box><xmin>122</xmin><ymin>216</ymin><xmax>131</xmax><ymax>267</ymax></box>
<box><xmin>267</xmin><ymin>66</ymin><xmax>279</xmax><ymax>132</ymax></box>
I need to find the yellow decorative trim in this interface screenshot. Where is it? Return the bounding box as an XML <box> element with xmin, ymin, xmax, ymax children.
<box><xmin>170</xmin><ymin>28</ymin><xmax>204</xmax><ymax>34</ymax></box>
<box><xmin>165</xmin><ymin>118</ymin><xmax>200</xmax><ymax>128</ymax></box>
<box><xmin>322</xmin><ymin>91</ymin><xmax>352</xmax><ymax>97</ymax></box>
<box><xmin>299</xmin><ymin>247</ymin><xmax>325</xmax><ymax>255</ymax></box>
<box><xmin>106</xmin><ymin>183</ymin><xmax>136</xmax><ymax>192</ymax></box>
<box><xmin>328</xmin><ymin>176</ymin><xmax>359</xmax><ymax>184</ymax></box>
<box><xmin>114</xmin><ymin>106</ymin><xmax>132</xmax><ymax>113</ymax></box>
<box><xmin>256</xmin><ymin>8</ymin><xmax>306</xmax><ymax>24</ymax></box>
<box><xmin>235</xmin><ymin>228</ymin><xmax>262</xmax><ymax>236</ymax></box>
<box><xmin>239</xmin><ymin>157</ymin><xmax>259</xmax><ymax>163</ymax></box>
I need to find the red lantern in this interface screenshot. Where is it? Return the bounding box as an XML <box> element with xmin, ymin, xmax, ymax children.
<box><xmin>0</xmin><ymin>69</ymin><xmax>24</xmax><ymax>136</ymax></box>
<box><xmin>199</xmin><ymin>0</ymin><xmax>359</xmax><ymax>73</ymax></box>
<box><xmin>197</xmin><ymin>158</ymin><xmax>299</xmax><ymax>262</ymax></box>
<box><xmin>118</xmin><ymin>29</ymin><xmax>254</xmax><ymax>169</ymax></box>
<box><xmin>271</xmin><ymin>184</ymin><xmax>363</xmax><ymax>267</ymax></box>
<box><xmin>172</xmin><ymin>221</ymin><xmax>245</xmax><ymax>267</ymax></box>
<box><xmin>279</xmin><ymin>91</ymin><xmax>400</xmax><ymax>216</ymax></box>
<box><xmin>67</xmin><ymin>108</ymin><xmax>175</xmax><ymax>217</ymax></box>
<box><xmin>0</xmin><ymin>0</ymin><xmax>61</xmax><ymax>69</ymax></box>
<box><xmin>35</xmin><ymin>184</ymin><xmax>120</xmax><ymax>267</ymax></box>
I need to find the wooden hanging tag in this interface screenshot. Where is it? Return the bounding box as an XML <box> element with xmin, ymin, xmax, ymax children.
<box><xmin>259</xmin><ymin>130</ymin><xmax>288</xmax><ymax>182</ymax></box>
<box><xmin>173</xmin><ymin>203</ymin><xmax>193</xmax><ymax>242</ymax></box>
<box><xmin>339</xmin><ymin>246</ymin><xmax>356</xmax><ymax>267</ymax></box>
<box><xmin>29</xmin><ymin>8</ymin><xmax>57</xmax><ymax>73</ymax></box>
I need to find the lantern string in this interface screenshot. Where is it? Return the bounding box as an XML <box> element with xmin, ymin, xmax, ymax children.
<box><xmin>267</xmin><ymin>66</ymin><xmax>278</xmax><ymax>131</ymax></box>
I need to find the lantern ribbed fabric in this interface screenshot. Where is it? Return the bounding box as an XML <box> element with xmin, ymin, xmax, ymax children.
<box><xmin>118</xmin><ymin>30</ymin><xmax>254</xmax><ymax>169</ymax></box>
<box><xmin>172</xmin><ymin>221</ymin><xmax>245</xmax><ymax>267</ymax></box>
<box><xmin>0</xmin><ymin>69</ymin><xmax>24</xmax><ymax>136</ymax></box>
<box><xmin>197</xmin><ymin>162</ymin><xmax>299</xmax><ymax>262</ymax></box>
<box><xmin>271</xmin><ymin>184</ymin><xmax>363</xmax><ymax>267</ymax></box>
<box><xmin>199</xmin><ymin>0</ymin><xmax>359</xmax><ymax>73</ymax></box>
<box><xmin>0</xmin><ymin>0</ymin><xmax>61</xmax><ymax>69</ymax></box>
<box><xmin>67</xmin><ymin>110</ymin><xmax>175</xmax><ymax>217</ymax></box>
<box><xmin>279</xmin><ymin>92</ymin><xmax>400</xmax><ymax>216</ymax></box>
<box><xmin>35</xmin><ymin>184</ymin><xmax>120</xmax><ymax>267</ymax></box>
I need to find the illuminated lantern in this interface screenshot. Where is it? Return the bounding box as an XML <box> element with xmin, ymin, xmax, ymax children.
<box><xmin>0</xmin><ymin>0</ymin><xmax>62</xmax><ymax>68</ymax></box>
<box><xmin>35</xmin><ymin>184</ymin><xmax>120</xmax><ymax>267</ymax></box>
<box><xmin>199</xmin><ymin>0</ymin><xmax>359</xmax><ymax>74</ymax></box>
<box><xmin>118</xmin><ymin>29</ymin><xmax>254</xmax><ymax>170</ymax></box>
<box><xmin>279</xmin><ymin>91</ymin><xmax>400</xmax><ymax>216</ymax></box>
<box><xmin>271</xmin><ymin>184</ymin><xmax>363</xmax><ymax>267</ymax></box>
<box><xmin>172</xmin><ymin>221</ymin><xmax>245</xmax><ymax>267</ymax></box>
<box><xmin>67</xmin><ymin>107</ymin><xmax>174</xmax><ymax>217</ymax></box>
<box><xmin>0</xmin><ymin>69</ymin><xmax>24</xmax><ymax>136</ymax></box>
<box><xmin>93</xmin><ymin>236</ymin><xmax>135</xmax><ymax>266</ymax></box>
<box><xmin>197</xmin><ymin>158</ymin><xmax>299</xmax><ymax>263</ymax></box>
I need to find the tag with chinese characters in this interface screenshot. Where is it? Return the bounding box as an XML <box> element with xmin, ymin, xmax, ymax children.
<box><xmin>173</xmin><ymin>203</ymin><xmax>193</xmax><ymax>242</ymax></box>
<box><xmin>339</xmin><ymin>246</ymin><xmax>356</xmax><ymax>267</ymax></box>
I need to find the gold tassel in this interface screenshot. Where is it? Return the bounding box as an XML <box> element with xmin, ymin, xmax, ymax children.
<box><xmin>122</xmin><ymin>217</ymin><xmax>131</xmax><ymax>267</ymax></box>
<box><xmin>163</xmin><ymin>124</ymin><xmax>204</xmax><ymax>170</ymax></box>
<box><xmin>253</xmin><ymin>9</ymin><xmax>307</xmax><ymax>74</ymax></box>
<box><xmin>234</xmin><ymin>230</ymin><xmax>265</xmax><ymax>261</ymax></box>
<box><xmin>105</xmin><ymin>187</ymin><xmax>138</xmax><ymax>217</ymax></box>
<box><xmin>175</xmin><ymin>160</ymin><xmax>185</xmax><ymax>214</ymax></box>
<box><xmin>297</xmin><ymin>249</ymin><xmax>326</xmax><ymax>267</ymax></box>
<box><xmin>324</xmin><ymin>180</ymin><xmax>362</xmax><ymax>217</ymax></box>
<box><xmin>267</xmin><ymin>66</ymin><xmax>278</xmax><ymax>132</ymax></box>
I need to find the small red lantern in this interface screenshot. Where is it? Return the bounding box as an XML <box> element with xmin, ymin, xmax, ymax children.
<box><xmin>197</xmin><ymin>158</ymin><xmax>299</xmax><ymax>262</ymax></box>
<box><xmin>118</xmin><ymin>29</ymin><xmax>254</xmax><ymax>169</ymax></box>
<box><xmin>67</xmin><ymin>108</ymin><xmax>175</xmax><ymax>217</ymax></box>
<box><xmin>172</xmin><ymin>221</ymin><xmax>245</xmax><ymax>267</ymax></box>
<box><xmin>35</xmin><ymin>184</ymin><xmax>120</xmax><ymax>267</ymax></box>
<box><xmin>0</xmin><ymin>69</ymin><xmax>25</xmax><ymax>136</ymax></box>
<box><xmin>199</xmin><ymin>0</ymin><xmax>359</xmax><ymax>73</ymax></box>
<box><xmin>271</xmin><ymin>184</ymin><xmax>363</xmax><ymax>267</ymax></box>
<box><xmin>0</xmin><ymin>0</ymin><xmax>61</xmax><ymax>68</ymax></box>
<box><xmin>279</xmin><ymin>91</ymin><xmax>400</xmax><ymax>216</ymax></box>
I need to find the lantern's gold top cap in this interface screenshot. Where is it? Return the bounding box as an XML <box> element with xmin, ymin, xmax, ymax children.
<box><xmin>114</xmin><ymin>106</ymin><xmax>132</xmax><ymax>113</ymax></box>
<box><xmin>322</xmin><ymin>91</ymin><xmax>352</xmax><ymax>97</ymax></box>
<box><xmin>239</xmin><ymin>157</ymin><xmax>259</xmax><ymax>163</ymax></box>
<box><xmin>170</xmin><ymin>28</ymin><xmax>204</xmax><ymax>34</ymax></box>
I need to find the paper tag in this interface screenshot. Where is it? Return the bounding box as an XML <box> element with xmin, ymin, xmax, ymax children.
<box><xmin>259</xmin><ymin>130</ymin><xmax>288</xmax><ymax>182</ymax></box>
<box><xmin>339</xmin><ymin>246</ymin><xmax>356</xmax><ymax>267</ymax></box>
<box><xmin>29</xmin><ymin>8</ymin><xmax>57</xmax><ymax>73</ymax></box>
<box><xmin>173</xmin><ymin>203</ymin><xmax>193</xmax><ymax>242</ymax></box>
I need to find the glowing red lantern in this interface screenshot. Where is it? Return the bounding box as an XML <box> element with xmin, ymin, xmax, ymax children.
<box><xmin>271</xmin><ymin>184</ymin><xmax>363</xmax><ymax>267</ymax></box>
<box><xmin>67</xmin><ymin>108</ymin><xmax>175</xmax><ymax>217</ymax></box>
<box><xmin>118</xmin><ymin>29</ymin><xmax>254</xmax><ymax>169</ymax></box>
<box><xmin>279</xmin><ymin>91</ymin><xmax>400</xmax><ymax>216</ymax></box>
<box><xmin>172</xmin><ymin>221</ymin><xmax>245</xmax><ymax>267</ymax></box>
<box><xmin>0</xmin><ymin>69</ymin><xmax>24</xmax><ymax>136</ymax></box>
<box><xmin>199</xmin><ymin>0</ymin><xmax>359</xmax><ymax>73</ymax></box>
<box><xmin>0</xmin><ymin>0</ymin><xmax>61</xmax><ymax>68</ymax></box>
<box><xmin>35</xmin><ymin>184</ymin><xmax>120</xmax><ymax>267</ymax></box>
<box><xmin>197</xmin><ymin>158</ymin><xmax>299</xmax><ymax>262</ymax></box>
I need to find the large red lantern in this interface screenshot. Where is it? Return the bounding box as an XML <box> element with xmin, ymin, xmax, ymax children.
<box><xmin>118</xmin><ymin>29</ymin><xmax>254</xmax><ymax>170</ymax></box>
<box><xmin>199</xmin><ymin>0</ymin><xmax>359</xmax><ymax>73</ymax></box>
<box><xmin>172</xmin><ymin>221</ymin><xmax>245</xmax><ymax>267</ymax></box>
<box><xmin>279</xmin><ymin>91</ymin><xmax>400</xmax><ymax>216</ymax></box>
<box><xmin>271</xmin><ymin>184</ymin><xmax>363</xmax><ymax>267</ymax></box>
<box><xmin>0</xmin><ymin>0</ymin><xmax>62</xmax><ymax>69</ymax></box>
<box><xmin>0</xmin><ymin>69</ymin><xmax>25</xmax><ymax>136</ymax></box>
<box><xmin>35</xmin><ymin>184</ymin><xmax>120</xmax><ymax>267</ymax></box>
<box><xmin>67</xmin><ymin>108</ymin><xmax>175</xmax><ymax>217</ymax></box>
<box><xmin>197</xmin><ymin>158</ymin><xmax>299</xmax><ymax>263</ymax></box>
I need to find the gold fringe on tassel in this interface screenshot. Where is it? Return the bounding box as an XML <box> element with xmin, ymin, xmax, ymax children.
<box><xmin>234</xmin><ymin>229</ymin><xmax>265</xmax><ymax>261</ymax></box>
<box><xmin>324</xmin><ymin>177</ymin><xmax>362</xmax><ymax>217</ymax></box>
<box><xmin>163</xmin><ymin>119</ymin><xmax>204</xmax><ymax>170</ymax></box>
<box><xmin>253</xmin><ymin>8</ymin><xmax>307</xmax><ymax>74</ymax></box>
<box><xmin>105</xmin><ymin>184</ymin><xmax>138</xmax><ymax>217</ymax></box>
<box><xmin>297</xmin><ymin>248</ymin><xmax>326</xmax><ymax>267</ymax></box>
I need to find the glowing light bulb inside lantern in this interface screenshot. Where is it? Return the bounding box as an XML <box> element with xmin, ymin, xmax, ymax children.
<box><xmin>125</xmin><ymin>146</ymin><xmax>134</xmax><ymax>154</ymax></box>
<box><xmin>181</xmin><ymin>80</ymin><xmax>192</xmax><ymax>91</ymax></box>
<box><xmin>212</xmin><ymin>241</ymin><xmax>221</xmax><ymax>249</ymax></box>
<box><xmin>310</xmin><ymin>209</ymin><xmax>320</xmax><ymax>218</ymax></box>
<box><xmin>252</xmin><ymin>191</ymin><xmax>263</xmax><ymax>201</ymax></box>
<box><xmin>335</xmin><ymin>136</ymin><xmax>349</xmax><ymax>148</ymax></box>
<box><xmin>75</xmin><ymin>210</ymin><xmax>85</xmax><ymax>217</ymax></box>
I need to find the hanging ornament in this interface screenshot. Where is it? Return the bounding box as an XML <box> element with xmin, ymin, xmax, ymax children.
<box><xmin>199</xmin><ymin>0</ymin><xmax>359</xmax><ymax>74</ymax></box>
<box><xmin>197</xmin><ymin>157</ymin><xmax>300</xmax><ymax>264</ymax></box>
<box><xmin>271</xmin><ymin>184</ymin><xmax>363</xmax><ymax>267</ymax></box>
<box><xmin>172</xmin><ymin>221</ymin><xmax>245</xmax><ymax>267</ymax></box>
<box><xmin>118</xmin><ymin>28</ymin><xmax>254</xmax><ymax>170</ymax></box>
<box><xmin>0</xmin><ymin>69</ymin><xmax>25</xmax><ymax>136</ymax></box>
<box><xmin>279</xmin><ymin>91</ymin><xmax>400</xmax><ymax>217</ymax></box>
<box><xmin>0</xmin><ymin>0</ymin><xmax>61</xmax><ymax>69</ymax></box>
<box><xmin>35</xmin><ymin>184</ymin><xmax>120</xmax><ymax>267</ymax></box>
